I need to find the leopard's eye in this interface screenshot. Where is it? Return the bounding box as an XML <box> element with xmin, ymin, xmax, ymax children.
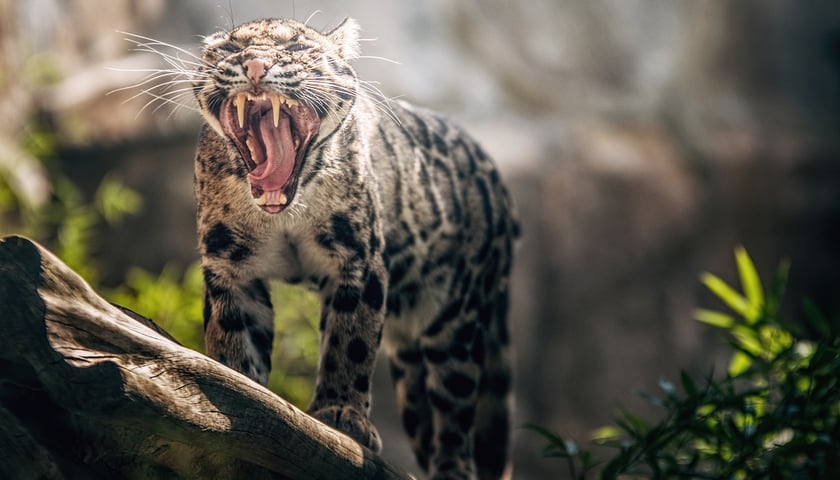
<box><xmin>286</xmin><ymin>43</ymin><xmax>311</xmax><ymax>52</ymax></box>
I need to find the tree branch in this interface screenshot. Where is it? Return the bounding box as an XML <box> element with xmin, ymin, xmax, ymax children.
<box><xmin>0</xmin><ymin>235</ymin><xmax>411</xmax><ymax>480</ymax></box>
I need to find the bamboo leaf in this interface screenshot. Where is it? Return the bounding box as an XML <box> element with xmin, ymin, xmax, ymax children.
<box><xmin>735</xmin><ymin>246</ymin><xmax>764</xmax><ymax>323</ymax></box>
<box><xmin>590</xmin><ymin>425</ymin><xmax>623</xmax><ymax>443</ymax></box>
<box><xmin>700</xmin><ymin>272</ymin><xmax>750</xmax><ymax>318</ymax></box>
<box><xmin>680</xmin><ymin>370</ymin><xmax>698</xmax><ymax>397</ymax></box>
<box><xmin>728</xmin><ymin>350</ymin><xmax>752</xmax><ymax>377</ymax></box>
<box><xmin>695</xmin><ymin>309</ymin><xmax>736</xmax><ymax>329</ymax></box>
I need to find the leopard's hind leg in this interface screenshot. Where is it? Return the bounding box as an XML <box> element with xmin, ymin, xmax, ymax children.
<box><xmin>389</xmin><ymin>348</ymin><xmax>434</xmax><ymax>471</ymax></box>
<box><xmin>473</xmin><ymin>289</ymin><xmax>513</xmax><ymax>480</ymax></box>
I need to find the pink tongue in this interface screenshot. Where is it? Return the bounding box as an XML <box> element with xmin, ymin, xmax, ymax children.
<box><xmin>248</xmin><ymin>112</ymin><xmax>295</xmax><ymax>193</ymax></box>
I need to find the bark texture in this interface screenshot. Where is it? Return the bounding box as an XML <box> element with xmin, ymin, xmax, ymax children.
<box><xmin>0</xmin><ymin>235</ymin><xmax>410</xmax><ymax>480</ymax></box>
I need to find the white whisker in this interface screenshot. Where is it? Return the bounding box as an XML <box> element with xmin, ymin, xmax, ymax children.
<box><xmin>358</xmin><ymin>55</ymin><xmax>401</xmax><ymax>66</ymax></box>
<box><xmin>304</xmin><ymin>10</ymin><xmax>322</xmax><ymax>27</ymax></box>
<box><xmin>119</xmin><ymin>31</ymin><xmax>208</xmax><ymax>64</ymax></box>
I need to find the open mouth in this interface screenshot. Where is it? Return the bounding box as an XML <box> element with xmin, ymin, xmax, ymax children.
<box><xmin>219</xmin><ymin>91</ymin><xmax>320</xmax><ymax>213</ymax></box>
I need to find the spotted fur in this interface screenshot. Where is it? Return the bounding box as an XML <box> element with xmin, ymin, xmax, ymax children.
<box><xmin>192</xmin><ymin>17</ymin><xmax>518</xmax><ymax>480</ymax></box>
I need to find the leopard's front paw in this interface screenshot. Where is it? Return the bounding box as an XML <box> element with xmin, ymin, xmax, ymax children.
<box><xmin>310</xmin><ymin>405</ymin><xmax>382</xmax><ymax>452</ymax></box>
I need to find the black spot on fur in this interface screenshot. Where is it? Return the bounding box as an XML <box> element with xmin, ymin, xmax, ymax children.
<box><xmin>246</xmin><ymin>279</ymin><xmax>272</xmax><ymax>307</ymax></box>
<box><xmin>250</xmin><ymin>327</ymin><xmax>273</xmax><ymax>355</ymax></box>
<box><xmin>362</xmin><ymin>273</ymin><xmax>384</xmax><ymax>310</ymax></box>
<box><xmin>324</xmin><ymin>387</ymin><xmax>338</xmax><ymax>399</ymax></box>
<box><xmin>475</xmin><ymin>413</ymin><xmax>510</xmax><ymax>476</ymax></box>
<box><xmin>202</xmin><ymin>268</ymin><xmax>226</xmax><ymax>298</ymax></box>
<box><xmin>443</xmin><ymin>372</ymin><xmax>477</xmax><ymax>398</ymax></box>
<box><xmin>440</xmin><ymin>430</ymin><xmax>462</xmax><ymax>448</ymax></box>
<box><xmin>397</xmin><ymin>349</ymin><xmax>423</xmax><ymax>364</ymax></box>
<box><xmin>433</xmin><ymin>132</ymin><xmax>449</xmax><ymax>156</ymax></box>
<box><xmin>472</xmin><ymin>177</ymin><xmax>495</xmax><ymax>264</ymax></box>
<box><xmin>454</xmin><ymin>322</ymin><xmax>476</xmax><ymax>345</ymax></box>
<box><xmin>316</xmin><ymin>232</ymin><xmax>334</xmax><ymax>252</ymax></box>
<box><xmin>217</xmin><ymin>307</ymin><xmax>246</xmax><ymax>332</ymax></box>
<box><xmin>229</xmin><ymin>243</ymin><xmax>251</xmax><ymax>262</ymax></box>
<box><xmin>347</xmin><ymin>338</ymin><xmax>368</xmax><ymax>364</ymax></box>
<box><xmin>455</xmin><ymin>406</ymin><xmax>475</xmax><ymax>433</ymax></box>
<box><xmin>353</xmin><ymin>374</ymin><xmax>370</xmax><ymax>393</ymax></box>
<box><xmin>400</xmin><ymin>282</ymin><xmax>421</xmax><ymax>310</ymax></box>
<box><xmin>332</xmin><ymin>285</ymin><xmax>361</xmax><ymax>313</ymax></box>
<box><xmin>388</xmin><ymin>255</ymin><xmax>414</xmax><ymax>286</ymax></box>
<box><xmin>368</xmin><ymin>228</ymin><xmax>381</xmax><ymax>255</ymax></box>
<box><xmin>472</xmin><ymin>329</ymin><xmax>485</xmax><ymax>364</ymax></box>
<box><xmin>389</xmin><ymin>362</ymin><xmax>405</xmax><ymax>382</ymax></box>
<box><xmin>402</xmin><ymin>409</ymin><xmax>420</xmax><ymax>437</ymax></box>
<box><xmin>331</xmin><ymin>213</ymin><xmax>366</xmax><ymax>260</ymax></box>
<box><xmin>424</xmin><ymin>347</ymin><xmax>448</xmax><ymax>364</ymax></box>
<box><xmin>324</xmin><ymin>354</ymin><xmax>337</xmax><ymax>373</ymax></box>
<box><xmin>423</xmin><ymin>300</ymin><xmax>463</xmax><ymax>337</ymax></box>
<box><xmin>428</xmin><ymin>390</ymin><xmax>453</xmax><ymax>412</ymax></box>
<box><xmin>387</xmin><ymin>293</ymin><xmax>402</xmax><ymax>316</ymax></box>
<box><xmin>450</xmin><ymin>345</ymin><xmax>470</xmax><ymax>362</ymax></box>
<box><xmin>482</xmin><ymin>371</ymin><xmax>512</xmax><ymax>396</ymax></box>
<box><xmin>467</xmin><ymin>289</ymin><xmax>482</xmax><ymax>313</ymax></box>
<box><xmin>202</xmin><ymin>293</ymin><xmax>211</xmax><ymax>329</ymax></box>
<box><xmin>204</xmin><ymin>223</ymin><xmax>234</xmax><ymax>256</ymax></box>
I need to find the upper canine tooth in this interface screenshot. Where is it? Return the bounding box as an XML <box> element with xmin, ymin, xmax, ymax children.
<box><xmin>235</xmin><ymin>93</ymin><xmax>247</xmax><ymax>128</ymax></box>
<box><xmin>270</xmin><ymin>94</ymin><xmax>281</xmax><ymax>128</ymax></box>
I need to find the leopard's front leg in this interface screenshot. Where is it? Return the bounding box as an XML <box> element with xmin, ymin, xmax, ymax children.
<box><xmin>307</xmin><ymin>219</ymin><xmax>387</xmax><ymax>452</ymax></box>
<box><xmin>202</xmin><ymin>263</ymin><xmax>275</xmax><ymax>386</ymax></box>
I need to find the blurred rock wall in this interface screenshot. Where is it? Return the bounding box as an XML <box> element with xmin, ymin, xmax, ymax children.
<box><xmin>2</xmin><ymin>1</ymin><xmax>839</xmax><ymax>478</ymax></box>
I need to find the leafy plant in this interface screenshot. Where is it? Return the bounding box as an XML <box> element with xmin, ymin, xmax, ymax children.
<box><xmin>530</xmin><ymin>246</ymin><xmax>840</xmax><ymax>479</ymax></box>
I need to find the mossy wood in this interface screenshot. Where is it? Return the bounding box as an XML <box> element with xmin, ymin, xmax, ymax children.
<box><xmin>0</xmin><ymin>235</ymin><xmax>410</xmax><ymax>480</ymax></box>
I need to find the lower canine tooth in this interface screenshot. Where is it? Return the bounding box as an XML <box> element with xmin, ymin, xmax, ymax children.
<box><xmin>255</xmin><ymin>192</ymin><xmax>267</xmax><ymax>205</ymax></box>
<box><xmin>279</xmin><ymin>193</ymin><xmax>288</xmax><ymax>205</ymax></box>
<box><xmin>246</xmin><ymin>138</ymin><xmax>260</xmax><ymax>163</ymax></box>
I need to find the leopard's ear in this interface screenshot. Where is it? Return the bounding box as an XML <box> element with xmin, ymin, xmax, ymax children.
<box><xmin>326</xmin><ymin>17</ymin><xmax>360</xmax><ymax>60</ymax></box>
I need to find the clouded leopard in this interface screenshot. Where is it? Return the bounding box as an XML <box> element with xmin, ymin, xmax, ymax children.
<box><xmin>191</xmin><ymin>17</ymin><xmax>517</xmax><ymax>480</ymax></box>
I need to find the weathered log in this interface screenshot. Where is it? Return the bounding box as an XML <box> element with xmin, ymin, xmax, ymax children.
<box><xmin>0</xmin><ymin>235</ymin><xmax>411</xmax><ymax>480</ymax></box>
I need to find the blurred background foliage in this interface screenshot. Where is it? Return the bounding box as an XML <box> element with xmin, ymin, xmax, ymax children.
<box><xmin>530</xmin><ymin>248</ymin><xmax>840</xmax><ymax>478</ymax></box>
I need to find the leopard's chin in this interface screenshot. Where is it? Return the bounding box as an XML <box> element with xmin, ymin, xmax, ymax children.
<box><xmin>219</xmin><ymin>91</ymin><xmax>320</xmax><ymax>213</ymax></box>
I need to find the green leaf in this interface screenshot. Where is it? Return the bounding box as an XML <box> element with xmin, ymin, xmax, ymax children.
<box><xmin>695</xmin><ymin>309</ymin><xmax>736</xmax><ymax>329</ymax></box>
<box><xmin>95</xmin><ymin>175</ymin><xmax>143</xmax><ymax>224</ymax></box>
<box><xmin>730</xmin><ymin>325</ymin><xmax>763</xmax><ymax>356</ymax></box>
<box><xmin>522</xmin><ymin>423</ymin><xmax>567</xmax><ymax>451</ymax></box>
<box><xmin>590</xmin><ymin>425</ymin><xmax>623</xmax><ymax>443</ymax></box>
<box><xmin>618</xmin><ymin>411</ymin><xmax>651</xmax><ymax>435</ymax></box>
<box><xmin>728</xmin><ymin>350</ymin><xmax>752</xmax><ymax>377</ymax></box>
<box><xmin>700</xmin><ymin>272</ymin><xmax>750</xmax><ymax>318</ymax></box>
<box><xmin>680</xmin><ymin>370</ymin><xmax>698</xmax><ymax>397</ymax></box>
<box><xmin>735</xmin><ymin>246</ymin><xmax>764</xmax><ymax>323</ymax></box>
<box><xmin>802</xmin><ymin>298</ymin><xmax>831</xmax><ymax>337</ymax></box>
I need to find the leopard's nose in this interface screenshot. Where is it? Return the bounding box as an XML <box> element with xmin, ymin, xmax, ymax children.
<box><xmin>243</xmin><ymin>58</ymin><xmax>270</xmax><ymax>87</ymax></box>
